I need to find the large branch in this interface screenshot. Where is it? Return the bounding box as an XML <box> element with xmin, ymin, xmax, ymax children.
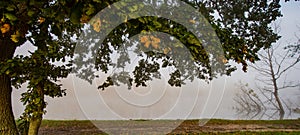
<box><xmin>250</xmin><ymin>64</ymin><xmax>272</xmax><ymax>76</ymax></box>
<box><xmin>275</xmin><ymin>48</ymin><xmax>290</xmax><ymax>76</ymax></box>
<box><xmin>278</xmin><ymin>84</ymin><xmax>300</xmax><ymax>90</ymax></box>
<box><xmin>276</xmin><ymin>54</ymin><xmax>300</xmax><ymax>80</ymax></box>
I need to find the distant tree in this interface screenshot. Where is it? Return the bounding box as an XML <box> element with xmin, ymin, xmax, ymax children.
<box><xmin>234</xmin><ymin>82</ymin><xmax>266</xmax><ymax>119</ymax></box>
<box><xmin>285</xmin><ymin>26</ymin><xmax>300</xmax><ymax>115</ymax></box>
<box><xmin>235</xmin><ymin>39</ymin><xmax>300</xmax><ymax>119</ymax></box>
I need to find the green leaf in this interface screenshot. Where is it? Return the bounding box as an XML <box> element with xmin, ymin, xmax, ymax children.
<box><xmin>5</xmin><ymin>70</ymin><xmax>10</xmax><ymax>75</ymax></box>
<box><xmin>138</xmin><ymin>18</ymin><xmax>145</xmax><ymax>23</ymax></box>
<box><xmin>128</xmin><ymin>5</ymin><xmax>138</xmax><ymax>12</ymax></box>
<box><xmin>6</xmin><ymin>5</ymin><xmax>15</xmax><ymax>11</ymax></box>
<box><xmin>162</xmin><ymin>61</ymin><xmax>168</xmax><ymax>68</ymax></box>
<box><xmin>70</xmin><ymin>3</ymin><xmax>83</xmax><ymax>24</ymax></box>
<box><xmin>70</xmin><ymin>11</ymin><xmax>81</xmax><ymax>24</ymax></box>
<box><xmin>35</xmin><ymin>98</ymin><xmax>41</xmax><ymax>104</ymax></box>
<box><xmin>86</xmin><ymin>4</ymin><xmax>95</xmax><ymax>16</ymax></box>
<box><xmin>27</xmin><ymin>10</ymin><xmax>35</xmax><ymax>17</ymax></box>
<box><xmin>93</xmin><ymin>0</ymin><xmax>102</xmax><ymax>3</ymax></box>
<box><xmin>4</xmin><ymin>13</ymin><xmax>17</xmax><ymax>21</ymax></box>
<box><xmin>153</xmin><ymin>20</ymin><xmax>162</xmax><ymax>28</ymax></box>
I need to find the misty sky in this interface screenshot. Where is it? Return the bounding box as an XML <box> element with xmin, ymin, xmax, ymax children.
<box><xmin>12</xmin><ymin>1</ymin><xmax>300</xmax><ymax>120</ymax></box>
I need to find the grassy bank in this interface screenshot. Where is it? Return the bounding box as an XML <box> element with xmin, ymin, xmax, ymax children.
<box><xmin>39</xmin><ymin>119</ymin><xmax>300</xmax><ymax>134</ymax></box>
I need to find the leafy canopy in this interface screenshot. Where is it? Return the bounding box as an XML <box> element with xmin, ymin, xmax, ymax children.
<box><xmin>0</xmin><ymin>0</ymin><xmax>282</xmax><ymax>120</ymax></box>
<box><xmin>72</xmin><ymin>0</ymin><xmax>282</xmax><ymax>89</ymax></box>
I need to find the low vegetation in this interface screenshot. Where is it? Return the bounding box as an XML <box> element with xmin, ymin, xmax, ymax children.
<box><xmin>39</xmin><ymin>119</ymin><xmax>300</xmax><ymax>134</ymax></box>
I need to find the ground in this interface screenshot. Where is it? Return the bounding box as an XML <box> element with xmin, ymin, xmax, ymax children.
<box><xmin>39</xmin><ymin>119</ymin><xmax>300</xmax><ymax>135</ymax></box>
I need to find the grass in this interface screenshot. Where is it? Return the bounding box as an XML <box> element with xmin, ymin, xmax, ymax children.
<box><xmin>206</xmin><ymin>119</ymin><xmax>300</xmax><ymax>125</ymax></box>
<box><xmin>41</xmin><ymin>120</ymin><xmax>93</xmax><ymax>127</ymax></box>
<box><xmin>204</xmin><ymin>131</ymin><xmax>300</xmax><ymax>135</ymax></box>
<box><xmin>39</xmin><ymin>119</ymin><xmax>300</xmax><ymax>135</ymax></box>
<box><xmin>41</xmin><ymin>118</ymin><xmax>300</xmax><ymax>125</ymax></box>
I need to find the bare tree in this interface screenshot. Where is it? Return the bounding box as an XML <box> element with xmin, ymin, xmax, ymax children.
<box><xmin>234</xmin><ymin>82</ymin><xmax>266</xmax><ymax>119</ymax></box>
<box><xmin>235</xmin><ymin>41</ymin><xmax>300</xmax><ymax>119</ymax></box>
<box><xmin>235</xmin><ymin>23</ymin><xmax>300</xmax><ymax>119</ymax></box>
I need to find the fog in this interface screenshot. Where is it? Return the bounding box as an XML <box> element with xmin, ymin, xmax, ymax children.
<box><xmin>12</xmin><ymin>1</ymin><xmax>300</xmax><ymax>120</ymax></box>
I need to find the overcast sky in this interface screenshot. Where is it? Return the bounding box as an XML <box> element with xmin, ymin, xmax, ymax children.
<box><xmin>12</xmin><ymin>1</ymin><xmax>300</xmax><ymax>120</ymax></box>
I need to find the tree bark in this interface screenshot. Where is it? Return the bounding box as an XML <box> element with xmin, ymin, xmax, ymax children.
<box><xmin>0</xmin><ymin>75</ymin><xmax>19</xmax><ymax>135</ymax></box>
<box><xmin>28</xmin><ymin>117</ymin><xmax>42</xmax><ymax>135</ymax></box>
<box><xmin>0</xmin><ymin>39</ymin><xmax>18</xmax><ymax>135</ymax></box>
<box><xmin>274</xmin><ymin>87</ymin><xmax>285</xmax><ymax>120</ymax></box>
<box><xmin>28</xmin><ymin>84</ymin><xmax>44</xmax><ymax>135</ymax></box>
<box><xmin>267</xmin><ymin>50</ymin><xmax>285</xmax><ymax>120</ymax></box>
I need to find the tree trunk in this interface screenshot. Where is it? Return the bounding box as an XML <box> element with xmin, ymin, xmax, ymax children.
<box><xmin>0</xmin><ymin>39</ymin><xmax>18</xmax><ymax>134</ymax></box>
<box><xmin>28</xmin><ymin>117</ymin><xmax>42</xmax><ymax>135</ymax></box>
<box><xmin>267</xmin><ymin>50</ymin><xmax>285</xmax><ymax>120</ymax></box>
<box><xmin>271</xmin><ymin>70</ymin><xmax>285</xmax><ymax>119</ymax></box>
<box><xmin>28</xmin><ymin>85</ymin><xmax>44</xmax><ymax>135</ymax></box>
<box><xmin>0</xmin><ymin>75</ymin><xmax>19</xmax><ymax>135</ymax></box>
<box><xmin>274</xmin><ymin>89</ymin><xmax>285</xmax><ymax>120</ymax></box>
<box><xmin>272</xmin><ymin>74</ymin><xmax>285</xmax><ymax>119</ymax></box>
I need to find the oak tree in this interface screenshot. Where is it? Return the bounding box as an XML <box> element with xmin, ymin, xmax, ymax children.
<box><xmin>0</xmin><ymin>0</ymin><xmax>107</xmax><ymax>134</ymax></box>
<box><xmin>0</xmin><ymin>0</ymin><xmax>282</xmax><ymax>134</ymax></box>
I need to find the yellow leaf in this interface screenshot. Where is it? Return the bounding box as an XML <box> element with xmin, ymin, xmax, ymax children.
<box><xmin>150</xmin><ymin>36</ymin><xmax>160</xmax><ymax>49</ymax></box>
<box><xmin>243</xmin><ymin>48</ymin><xmax>248</xmax><ymax>54</ymax></box>
<box><xmin>151</xmin><ymin>43</ymin><xmax>159</xmax><ymax>49</ymax></box>
<box><xmin>222</xmin><ymin>58</ymin><xmax>228</xmax><ymax>64</ymax></box>
<box><xmin>140</xmin><ymin>36</ymin><xmax>153</xmax><ymax>48</ymax></box>
<box><xmin>140</xmin><ymin>36</ymin><xmax>148</xmax><ymax>43</ymax></box>
<box><xmin>80</xmin><ymin>15</ymin><xmax>89</xmax><ymax>24</ymax></box>
<box><xmin>38</xmin><ymin>17</ymin><xmax>45</xmax><ymax>24</ymax></box>
<box><xmin>124</xmin><ymin>15</ymin><xmax>128</xmax><ymax>23</ymax></box>
<box><xmin>11</xmin><ymin>30</ymin><xmax>21</xmax><ymax>43</ymax></box>
<box><xmin>1</xmin><ymin>17</ymin><xmax>5</xmax><ymax>22</ymax></box>
<box><xmin>144</xmin><ymin>41</ymin><xmax>150</xmax><ymax>48</ymax></box>
<box><xmin>140</xmin><ymin>35</ymin><xmax>161</xmax><ymax>49</ymax></box>
<box><xmin>92</xmin><ymin>18</ymin><xmax>101</xmax><ymax>32</ymax></box>
<box><xmin>218</xmin><ymin>56</ymin><xmax>228</xmax><ymax>64</ymax></box>
<box><xmin>11</xmin><ymin>35</ymin><xmax>19</xmax><ymax>43</ymax></box>
<box><xmin>249</xmin><ymin>57</ymin><xmax>254</xmax><ymax>62</ymax></box>
<box><xmin>1</xmin><ymin>23</ymin><xmax>10</xmax><ymax>34</ymax></box>
<box><xmin>189</xmin><ymin>19</ymin><xmax>196</xmax><ymax>24</ymax></box>
<box><xmin>242</xmin><ymin>46</ymin><xmax>248</xmax><ymax>54</ymax></box>
<box><xmin>163</xmin><ymin>47</ymin><xmax>171</xmax><ymax>54</ymax></box>
<box><xmin>150</xmin><ymin>36</ymin><xmax>160</xmax><ymax>43</ymax></box>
